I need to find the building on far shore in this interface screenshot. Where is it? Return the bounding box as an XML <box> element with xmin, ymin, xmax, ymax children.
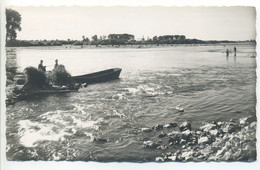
<box><xmin>108</xmin><ymin>34</ymin><xmax>135</xmax><ymax>41</ymax></box>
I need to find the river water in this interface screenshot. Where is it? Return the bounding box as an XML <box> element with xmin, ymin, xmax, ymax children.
<box><xmin>5</xmin><ymin>44</ymin><xmax>256</xmax><ymax>161</ymax></box>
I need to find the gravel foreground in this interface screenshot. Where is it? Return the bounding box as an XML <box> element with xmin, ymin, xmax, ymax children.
<box><xmin>142</xmin><ymin>116</ymin><xmax>257</xmax><ymax>162</ymax></box>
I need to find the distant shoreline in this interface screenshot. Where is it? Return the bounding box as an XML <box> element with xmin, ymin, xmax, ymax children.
<box><xmin>5</xmin><ymin>41</ymin><xmax>256</xmax><ymax>49</ymax></box>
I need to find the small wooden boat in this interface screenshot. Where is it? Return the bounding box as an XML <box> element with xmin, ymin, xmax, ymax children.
<box><xmin>72</xmin><ymin>68</ymin><xmax>122</xmax><ymax>84</ymax></box>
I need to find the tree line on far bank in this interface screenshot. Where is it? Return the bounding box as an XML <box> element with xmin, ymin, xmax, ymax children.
<box><xmin>6</xmin><ymin>35</ymin><xmax>211</xmax><ymax>47</ymax></box>
<box><xmin>5</xmin><ymin>8</ymin><xmax>256</xmax><ymax>47</ymax></box>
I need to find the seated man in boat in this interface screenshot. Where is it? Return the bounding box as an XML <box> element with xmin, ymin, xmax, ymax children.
<box><xmin>38</xmin><ymin>60</ymin><xmax>46</xmax><ymax>72</ymax></box>
<box><xmin>54</xmin><ymin>59</ymin><xmax>59</xmax><ymax>69</ymax></box>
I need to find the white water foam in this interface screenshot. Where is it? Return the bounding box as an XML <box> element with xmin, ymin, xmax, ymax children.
<box><xmin>125</xmin><ymin>87</ymin><xmax>140</xmax><ymax>94</ymax></box>
<box><xmin>113</xmin><ymin>110</ymin><xmax>126</xmax><ymax>118</ymax></box>
<box><xmin>17</xmin><ymin>104</ymin><xmax>102</xmax><ymax>147</ymax></box>
<box><xmin>112</xmin><ymin>93</ymin><xmax>128</xmax><ymax>100</ymax></box>
<box><xmin>18</xmin><ymin>120</ymin><xmax>70</xmax><ymax>147</ymax></box>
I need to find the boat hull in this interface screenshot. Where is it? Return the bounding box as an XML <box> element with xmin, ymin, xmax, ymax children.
<box><xmin>19</xmin><ymin>89</ymin><xmax>78</xmax><ymax>98</ymax></box>
<box><xmin>72</xmin><ymin>68</ymin><xmax>122</xmax><ymax>84</ymax></box>
<box><xmin>30</xmin><ymin>89</ymin><xmax>78</xmax><ymax>94</ymax></box>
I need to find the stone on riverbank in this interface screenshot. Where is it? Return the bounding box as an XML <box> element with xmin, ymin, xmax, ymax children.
<box><xmin>222</xmin><ymin>122</ymin><xmax>239</xmax><ymax>134</ymax></box>
<box><xmin>180</xmin><ymin>139</ymin><xmax>187</xmax><ymax>145</ymax></box>
<box><xmin>181</xmin><ymin>130</ymin><xmax>192</xmax><ymax>142</ymax></box>
<box><xmin>6</xmin><ymin>71</ymin><xmax>15</xmax><ymax>80</ymax></box>
<box><xmin>159</xmin><ymin>116</ymin><xmax>256</xmax><ymax>162</ymax></box>
<box><xmin>155</xmin><ymin>157</ymin><xmax>164</xmax><ymax>162</ymax></box>
<box><xmin>168</xmin><ymin>155</ymin><xmax>177</xmax><ymax>161</ymax></box>
<box><xmin>154</xmin><ymin>124</ymin><xmax>163</xmax><ymax>130</ymax></box>
<box><xmin>198</xmin><ymin>136</ymin><xmax>210</xmax><ymax>144</ymax></box>
<box><xmin>209</xmin><ymin>129</ymin><xmax>219</xmax><ymax>137</ymax></box>
<box><xmin>164</xmin><ymin>123</ymin><xmax>177</xmax><ymax>128</ymax></box>
<box><xmin>6</xmin><ymin>79</ymin><xmax>14</xmax><ymax>86</ymax></box>
<box><xmin>140</xmin><ymin>116</ymin><xmax>256</xmax><ymax>162</ymax></box>
<box><xmin>179</xmin><ymin>122</ymin><xmax>191</xmax><ymax>131</ymax></box>
<box><xmin>157</xmin><ymin>145</ymin><xmax>168</xmax><ymax>150</ymax></box>
<box><xmin>199</xmin><ymin>123</ymin><xmax>217</xmax><ymax>132</ymax></box>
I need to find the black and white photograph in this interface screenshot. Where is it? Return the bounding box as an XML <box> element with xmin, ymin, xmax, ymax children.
<box><xmin>0</xmin><ymin>0</ymin><xmax>259</xmax><ymax>169</ymax></box>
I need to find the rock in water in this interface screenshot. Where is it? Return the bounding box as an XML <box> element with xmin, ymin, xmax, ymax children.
<box><xmin>143</xmin><ymin>141</ymin><xmax>153</xmax><ymax>147</ymax></box>
<box><xmin>159</xmin><ymin>133</ymin><xmax>167</xmax><ymax>138</ymax></box>
<box><xmin>141</xmin><ymin>127</ymin><xmax>153</xmax><ymax>132</ymax></box>
<box><xmin>217</xmin><ymin>121</ymin><xmax>224</xmax><ymax>127</ymax></box>
<box><xmin>157</xmin><ymin>145</ymin><xmax>168</xmax><ymax>150</ymax></box>
<box><xmin>180</xmin><ymin>121</ymin><xmax>191</xmax><ymax>131</ymax></box>
<box><xmin>239</xmin><ymin>116</ymin><xmax>256</xmax><ymax>126</ymax></box>
<box><xmin>175</xmin><ymin>106</ymin><xmax>184</xmax><ymax>112</ymax></box>
<box><xmin>143</xmin><ymin>141</ymin><xmax>159</xmax><ymax>149</ymax></box>
<box><xmin>154</xmin><ymin>124</ymin><xmax>163</xmax><ymax>130</ymax></box>
<box><xmin>93</xmin><ymin>138</ymin><xmax>108</xmax><ymax>143</ymax></box>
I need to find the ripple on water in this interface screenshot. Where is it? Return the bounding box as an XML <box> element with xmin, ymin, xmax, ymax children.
<box><xmin>6</xmin><ymin>44</ymin><xmax>256</xmax><ymax>161</ymax></box>
<box><xmin>17</xmin><ymin>104</ymin><xmax>103</xmax><ymax>147</ymax></box>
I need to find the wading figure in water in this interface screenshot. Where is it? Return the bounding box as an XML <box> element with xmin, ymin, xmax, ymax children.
<box><xmin>234</xmin><ymin>46</ymin><xmax>237</xmax><ymax>56</ymax></box>
<box><xmin>38</xmin><ymin>60</ymin><xmax>46</xmax><ymax>72</ymax></box>
<box><xmin>226</xmin><ymin>49</ymin><xmax>229</xmax><ymax>57</ymax></box>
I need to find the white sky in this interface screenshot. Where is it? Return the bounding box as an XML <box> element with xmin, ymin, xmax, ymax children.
<box><xmin>7</xmin><ymin>6</ymin><xmax>256</xmax><ymax>41</ymax></box>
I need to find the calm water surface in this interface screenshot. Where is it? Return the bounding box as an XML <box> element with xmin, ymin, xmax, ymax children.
<box><xmin>6</xmin><ymin>44</ymin><xmax>256</xmax><ymax>161</ymax></box>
